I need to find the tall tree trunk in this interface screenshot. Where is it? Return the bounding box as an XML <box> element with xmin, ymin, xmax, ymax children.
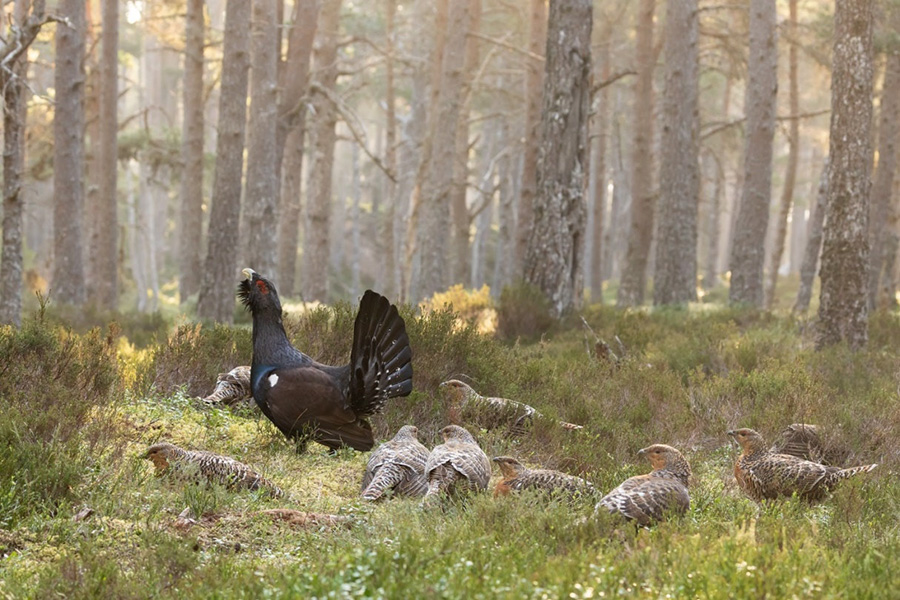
<box><xmin>302</xmin><ymin>0</ymin><xmax>341</xmax><ymax>302</ymax></box>
<box><xmin>588</xmin><ymin>41</ymin><xmax>610</xmax><ymax>302</ymax></box>
<box><xmin>703</xmin><ymin>151</ymin><xmax>724</xmax><ymax>287</ymax></box>
<box><xmin>603</xmin><ymin>117</ymin><xmax>628</xmax><ymax>281</ymax></box>
<box><xmin>728</xmin><ymin>0</ymin><xmax>777</xmax><ymax>307</ymax></box>
<box><xmin>243</xmin><ymin>0</ymin><xmax>280</xmax><ymax>276</ymax></box>
<box><xmin>492</xmin><ymin>117</ymin><xmax>515</xmax><ymax>293</ymax></box>
<box><xmin>275</xmin><ymin>0</ymin><xmax>319</xmax><ymax>294</ymax></box>
<box><xmin>867</xmin><ymin>44</ymin><xmax>900</xmax><ymax>308</ymax></box>
<box><xmin>653</xmin><ymin>0</ymin><xmax>699</xmax><ymax>306</ymax></box>
<box><xmin>197</xmin><ymin>0</ymin><xmax>251</xmax><ymax>323</ymax></box>
<box><xmin>764</xmin><ymin>0</ymin><xmax>800</xmax><ymax>309</ymax></box>
<box><xmin>52</xmin><ymin>0</ymin><xmax>87</xmax><ymax>305</ymax></box>
<box><xmin>179</xmin><ymin>0</ymin><xmax>205</xmax><ymax>302</ymax></box>
<box><xmin>84</xmin><ymin>0</ymin><xmax>99</xmax><ymax>292</ymax></box>
<box><xmin>449</xmin><ymin>0</ymin><xmax>482</xmax><ymax>285</ymax></box>
<box><xmin>414</xmin><ymin>0</ymin><xmax>472</xmax><ymax>300</ymax></box>
<box><xmin>616</xmin><ymin>0</ymin><xmax>656</xmax><ymax>307</ymax></box>
<box><xmin>515</xmin><ymin>0</ymin><xmax>547</xmax><ymax>275</ymax></box>
<box><xmin>350</xmin><ymin>143</ymin><xmax>362</xmax><ymax>297</ymax></box>
<box><xmin>816</xmin><ymin>0</ymin><xmax>874</xmax><ymax>349</ymax></box>
<box><xmin>793</xmin><ymin>157</ymin><xmax>829</xmax><ymax>314</ymax></box>
<box><xmin>90</xmin><ymin>0</ymin><xmax>118</xmax><ymax>310</ymax></box>
<box><xmin>523</xmin><ymin>0</ymin><xmax>592</xmax><ymax>318</ymax></box>
<box><xmin>0</xmin><ymin>0</ymin><xmax>33</xmax><ymax>326</ymax></box>
<box><xmin>382</xmin><ymin>0</ymin><xmax>399</xmax><ymax>299</ymax></box>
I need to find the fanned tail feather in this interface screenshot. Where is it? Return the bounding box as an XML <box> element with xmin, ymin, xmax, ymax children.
<box><xmin>837</xmin><ymin>463</ymin><xmax>878</xmax><ymax>480</ymax></box>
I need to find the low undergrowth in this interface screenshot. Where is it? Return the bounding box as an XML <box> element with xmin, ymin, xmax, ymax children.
<box><xmin>1</xmin><ymin>295</ymin><xmax>898</xmax><ymax>598</ymax></box>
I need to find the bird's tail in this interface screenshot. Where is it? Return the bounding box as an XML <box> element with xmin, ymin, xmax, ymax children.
<box><xmin>837</xmin><ymin>463</ymin><xmax>878</xmax><ymax>480</ymax></box>
<box><xmin>558</xmin><ymin>420</ymin><xmax>584</xmax><ymax>431</ymax></box>
<box><xmin>349</xmin><ymin>290</ymin><xmax>413</xmax><ymax>417</ymax></box>
<box><xmin>362</xmin><ymin>465</ymin><xmax>404</xmax><ymax>501</ymax></box>
<box><xmin>422</xmin><ymin>479</ymin><xmax>444</xmax><ymax>508</ymax></box>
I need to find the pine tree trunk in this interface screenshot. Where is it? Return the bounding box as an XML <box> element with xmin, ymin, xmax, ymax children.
<box><xmin>350</xmin><ymin>144</ymin><xmax>362</xmax><ymax>297</ymax></box>
<box><xmin>763</xmin><ymin>0</ymin><xmax>800</xmax><ymax>309</ymax></box>
<box><xmin>816</xmin><ymin>0</ymin><xmax>874</xmax><ymax>349</ymax></box>
<box><xmin>415</xmin><ymin>0</ymin><xmax>473</xmax><ymax>300</ymax></box>
<box><xmin>278</xmin><ymin>127</ymin><xmax>304</xmax><ymax>296</ymax></box>
<box><xmin>523</xmin><ymin>0</ymin><xmax>592</xmax><ymax>318</ymax></box>
<box><xmin>382</xmin><ymin>0</ymin><xmax>399</xmax><ymax>299</ymax></box>
<box><xmin>653</xmin><ymin>0</ymin><xmax>699</xmax><ymax>306</ymax></box>
<box><xmin>617</xmin><ymin>0</ymin><xmax>656</xmax><ymax>307</ymax></box>
<box><xmin>302</xmin><ymin>0</ymin><xmax>341</xmax><ymax>302</ymax></box>
<box><xmin>52</xmin><ymin>0</ymin><xmax>87</xmax><ymax>305</ymax></box>
<box><xmin>703</xmin><ymin>152</ymin><xmax>723</xmax><ymax>288</ymax></box>
<box><xmin>492</xmin><ymin>118</ymin><xmax>515</xmax><ymax>293</ymax></box>
<box><xmin>794</xmin><ymin>157</ymin><xmax>829</xmax><ymax>314</ymax></box>
<box><xmin>588</xmin><ymin>42</ymin><xmax>610</xmax><ymax>302</ymax></box>
<box><xmin>243</xmin><ymin>0</ymin><xmax>280</xmax><ymax>277</ymax></box>
<box><xmin>866</xmin><ymin>47</ymin><xmax>900</xmax><ymax>308</ymax></box>
<box><xmin>178</xmin><ymin>0</ymin><xmax>205</xmax><ymax>302</ymax></box>
<box><xmin>515</xmin><ymin>0</ymin><xmax>547</xmax><ymax>275</ymax></box>
<box><xmin>197</xmin><ymin>0</ymin><xmax>251</xmax><ymax>323</ymax></box>
<box><xmin>88</xmin><ymin>0</ymin><xmax>118</xmax><ymax>310</ymax></box>
<box><xmin>729</xmin><ymin>0</ymin><xmax>777</xmax><ymax>307</ymax></box>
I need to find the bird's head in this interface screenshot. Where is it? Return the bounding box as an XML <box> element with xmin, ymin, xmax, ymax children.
<box><xmin>727</xmin><ymin>428</ymin><xmax>767</xmax><ymax>453</ymax></box>
<box><xmin>440</xmin><ymin>379</ymin><xmax>476</xmax><ymax>405</ymax></box>
<box><xmin>145</xmin><ymin>442</ymin><xmax>180</xmax><ymax>474</ymax></box>
<box><xmin>394</xmin><ymin>425</ymin><xmax>420</xmax><ymax>441</ymax></box>
<box><xmin>493</xmin><ymin>456</ymin><xmax>526</xmax><ymax>478</ymax></box>
<box><xmin>238</xmin><ymin>268</ymin><xmax>283</xmax><ymax>317</ymax></box>
<box><xmin>638</xmin><ymin>444</ymin><xmax>691</xmax><ymax>481</ymax></box>
<box><xmin>440</xmin><ymin>424</ymin><xmax>475</xmax><ymax>444</ymax></box>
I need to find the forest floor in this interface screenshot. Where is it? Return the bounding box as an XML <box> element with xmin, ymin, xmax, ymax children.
<box><xmin>1</xmin><ymin>284</ymin><xmax>898</xmax><ymax>599</ymax></box>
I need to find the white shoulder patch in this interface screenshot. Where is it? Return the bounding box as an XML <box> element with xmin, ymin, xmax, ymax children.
<box><xmin>268</xmin><ymin>373</ymin><xmax>279</xmax><ymax>388</ymax></box>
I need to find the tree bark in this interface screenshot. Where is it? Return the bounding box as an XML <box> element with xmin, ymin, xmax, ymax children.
<box><xmin>515</xmin><ymin>0</ymin><xmax>547</xmax><ymax>275</ymax></box>
<box><xmin>763</xmin><ymin>0</ymin><xmax>800</xmax><ymax>309</ymax></box>
<box><xmin>793</xmin><ymin>157</ymin><xmax>829</xmax><ymax>314</ymax></box>
<box><xmin>302</xmin><ymin>0</ymin><xmax>341</xmax><ymax>302</ymax></box>
<box><xmin>866</xmin><ymin>46</ymin><xmax>900</xmax><ymax>308</ymax></box>
<box><xmin>275</xmin><ymin>0</ymin><xmax>319</xmax><ymax>294</ymax></box>
<box><xmin>178</xmin><ymin>0</ymin><xmax>205</xmax><ymax>302</ymax></box>
<box><xmin>616</xmin><ymin>0</ymin><xmax>656</xmax><ymax>307</ymax></box>
<box><xmin>414</xmin><ymin>0</ymin><xmax>473</xmax><ymax>300</ymax></box>
<box><xmin>449</xmin><ymin>0</ymin><xmax>482</xmax><ymax>285</ymax></box>
<box><xmin>197</xmin><ymin>0</ymin><xmax>251</xmax><ymax>323</ymax></box>
<box><xmin>52</xmin><ymin>0</ymin><xmax>87</xmax><ymax>306</ymax></box>
<box><xmin>728</xmin><ymin>0</ymin><xmax>777</xmax><ymax>307</ymax></box>
<box><xmin>523</xmin><ymin>0</ymin><xmax>592</xmax><ymax>318</ymax></box>
<box><xmin>653</xmin><ymin>0</ymin><xmax>699</xmax><ymax>306</ymax></box>
<box><xmin>243</xmin><ymin>0</ymin><xmax>280</xmax><ymax>276</ymax></box>
<box><xmin>816</xmin><ymin>0</ymin><xmax>873</xmax><ymax>349</ymax></box>
<box><xmin>382</xmin><ymin>0</ymin><xmax>399</xmax><ymax>299</ymax></box>
<box><xmin>588</xmin><ymin>41</ymin><xmax>610</xmax><ymax>302</ymax></box>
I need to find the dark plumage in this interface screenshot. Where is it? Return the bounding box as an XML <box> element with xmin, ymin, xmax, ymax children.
<box><xmin>201</xmin><ymin>365</ymin><xmax>253</xmax><ymax>406</ymax></box>
<box><xmin>440</xmin><ymin>379</ymin><xmax>583</xmax><ymax>435</ymax></box>
<box><xmin>423</xmin><ymin>425</ymin><xmax>491</xmax><ymax>504</ymax></box>
<box><xmin>239</xmin><ymin>269</ymin><xmax>413</xmax><ymax>451</ymax></box>
<box><xmin>361</xmin><ymin>425</ymin><xmax>430</xmax><ymax>501</ymax></box>
<box><xmin>728</xmin><ymin>428</ymin><xmax>877</xmax><ymax>502</ymax></box>
<box><xmin>596</xmin><ymin>444</ymin><xmax>691</xmax><ymax>526</ymax></box>
<box><xmin>145</xmin><ymin>442</ymin><xmax>286</xmax><ymax>498</ymax></box>
<box><xmin>492</xmin><ymin>456</ymin><xmax>594</xmax><ymax>498</ymax></box>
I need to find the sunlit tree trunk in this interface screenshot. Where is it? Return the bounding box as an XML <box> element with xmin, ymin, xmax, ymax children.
<box><xmin>816</xmin><ymin>0</ymin><xmax>873</xmax><ymax>349</ymax></box>
<box><xmin>179</xmin><ymin>0</ymin><xmax>205</xmax><ymax>302</ymax></box>
<box><xmin>243</xmin><ymin>0</ymin><xmax>279</xmax><ymax>276</ymax></box>
<box><xmin>415</xmin><ymin>0</ymin><xmax>472</xmax><ymax>300</ymax></box>
<box><xmin>764</xmin><ymin>0</ymin><xmax>800</xmax><ymax>309</ymax></box>
<box><xmin>515</xmin><ymin>0</ymin><xmax>547</xmax><ymax>275</ymax></box>
<box><xmin>52</xmin><ymin>0</ymin><xmax>87</xmax><ymax>306</ymax></box>
<box><xmin>617</xmin><ymin>0</ymin><xmax>655</xmax><ymax>307</ymax></box>
<box><xmin>588</xmin><ymin>41</ymin><xmax>610</xmax><ymax>302</ymax></box>
<box><xmin>653</xmin><ymin>0</ymin><xmax>699</xmax><ymax>306</ymax></box>
<box><xmin>302</xmin><ymin>0</ymin><xmax>341</xmax><ymax>302</ymax></box>
<box><xmin>524</xmin><ymin>0</ymin><xmax>592</xmax><ymax>317</ymax></box>
<box><xmin>382</xmin><ymin>0</ymin><xmax>399</xmax><ymax>299</ymax></box>
<box><xmin>729</xmin><ymin>0</ymin><xmax>777</xmax><ymax>307</ymax></box>
<box><xmin>197</xmin><ymin>0</ymin><xmax>251</xmax><ymax>323</ymax></box>
<box><xmin>276</xmin><ymin>0</ymin><xmax>318</xmax><ymax>295</ymax></box>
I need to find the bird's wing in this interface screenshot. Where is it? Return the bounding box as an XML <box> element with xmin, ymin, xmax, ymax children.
<box><xmin>254</xmin><ymin>365</ymin><xmax>357</xmax><ymax>437</ymax></box>
<box><xmin>348</xmin><ymin>290</ymin><xmax>413</xmax><ymax>417</ymax></box>
<box><xmin>447</xmin><ymin>444</ymin><xmax>492</xmax><ymax>489</ymax></box>
<box><xmin>600</xmin><ymin>479</ymin><xmax>689</xmax><ymax>525</ymax></box>
<box><xmin>767</xmin><ymin>454</ymin><xmax>832</xmax><ymax>496</ymax></box>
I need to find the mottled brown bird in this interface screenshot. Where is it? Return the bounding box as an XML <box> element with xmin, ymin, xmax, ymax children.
<box><xmin>440</xmin><ymin>379</ymin><xmax>583</xmax><ymax>434</ymax></box>
<box><xmin>201</xmin><ymin>366</ymin><xmax>253</xmax><ymax>406</ymax></box>
<box><xmin>596</xmin><ymin>444</ymin><xmax>691</xmax><ymax>526</ymax></box>
<box><xmin>728</xmin><ymin>428</ymin><xmax>877</xmax><ymax>502</ymax></box>
<box><xmin>145</xmin><ymin>442</ymin><xmax>286</xmax><ymax>499</ymax></box>
<box><xmin>492</xmin><ymin>456</ymin><xmax>594</xmax><ymax>498</ymax></box>
<box><xmin>423</xmin><ymin>425</ymin><xmax>491</xmax><ymax>504</ymax></box>
<box><xmin>769</xmin><ymin>423</ymin><xmax>849</xmax><ymax>466</ymax></box>
<box><xmin>360</xmin><ymin>425</ymin><xmax>430</xmax><ymax>501</ymax></box>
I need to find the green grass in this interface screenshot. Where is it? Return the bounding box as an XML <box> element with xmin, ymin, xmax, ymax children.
<box><xmin>1</xmin><ymin>293</ymin><xmax>898</xmax><ymax>599</ymax></box>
